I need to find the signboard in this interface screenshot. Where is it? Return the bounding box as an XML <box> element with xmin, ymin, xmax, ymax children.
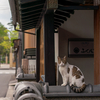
<box><xmin>68</xmin><ymin>38</ymin><xmax>94</xmax><ymax>57</ymax></box>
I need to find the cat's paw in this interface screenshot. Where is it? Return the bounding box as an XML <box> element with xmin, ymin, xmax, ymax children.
<box><xmin>61</xmin><ymin>83</ymin><xmax>67</xmax><ymax>86</ymax></box>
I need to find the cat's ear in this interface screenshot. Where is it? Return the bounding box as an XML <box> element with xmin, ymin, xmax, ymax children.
<box><xmin>57</xmin><ymin>56</ymin><xmax>61</xmax><ymax>60</ymax></box>
<box><xmin>58</xmin><ymin>56</ymin><xmax>60</xmax><ymax>59</ymax></box>
<box><xmin>64</xmin><ymin>56</ymin><xmax>67</xmax><ymax>59</ymax></box>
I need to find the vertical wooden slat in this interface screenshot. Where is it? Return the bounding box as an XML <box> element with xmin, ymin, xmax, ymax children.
<box><xmin>94</xmin><ymin>6</ymin><xmax>100</xmax><ymax>84</ymax></box>
<box><xmin>40</xmin><ymin>22</ymin><xmax>44</xmax><ymax>80</ymax></box>
<box><xmin>44</xmin><ymin>10</ymin><xmax>56</xmax><ymax>85</ymax></box>
<box><xmin>24</xmin><ymin>28</ymin><xmax>36</xmax><ymax>49</ymax></box>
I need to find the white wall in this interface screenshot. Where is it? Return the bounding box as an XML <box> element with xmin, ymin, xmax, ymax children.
<box><xmin>61</xmin><ymin>10</ymin><xmax>94</xmax><ymax>38</ymax></box>
<box><xmin>58</xmin><ymin>10</ymin><xmax>94</xmax><ymax>85</ymax></box>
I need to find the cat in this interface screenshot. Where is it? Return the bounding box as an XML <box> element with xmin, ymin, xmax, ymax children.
<box><xmin>58</xmin><ymin>56</ymin><xmax>86</xmax><ymax>93</ymax></box>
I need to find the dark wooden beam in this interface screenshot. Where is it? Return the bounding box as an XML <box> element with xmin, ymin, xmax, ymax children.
<box><xmin>21</xmin><ymin>8</ymin><xmax>42</xmax><ymax>15</ymax></box>
<box><xmin>22</xmin><ymin>21</ymin><xmax>37</xmax><ymax>25</ymax></box>
<box><xmin>22</xmin><ymin>17</ymin><xmax>39</xmax><ymax>21</ymax></box>
<box><xmin>54</xmin><ymin>22</ymin><xmax>61</xmax><ymax>26</ymax></box>
<box><xmin>22</xmin><ymin>26</ymin><xmax>35</xmax><ymax>31</ymax></box>
<box><xmin>61</xmin><ymin>10</ymin><xmax>74</xmax><ymax>14</ymax></box>
<box><xmin>24</xmin><ymin>32</ymin><xmax>36</xmax><ymax>35</ymax></box>
<box><xmin>22</xmin><ymin>20</ymin><xmax>38</xmax><ymax>24</ymax></box>
<box><xmin>36</xmin><ymin>28</ymin><xmax>40</xmax><ymax>82</ymax></box>
<box><xmin>22</xmin><ymin>23</ymin><xmax>36</xmax><ymax>27</ymax></box>
<box><xmin>20</xmin><ymin>4</ymin><xmax>43</xmax><ymax>13</ymax></box>
<box><xmin>58</xmin><ymin>5</ymin><xmax>99</xmax><ymax>10</ymax></box>
<box><xmin>20</xmin><ymin>0</ymin><xmax>44</xmax><ymax>4</ymax></box>
<box><xmin>54</xmin><ymin>18</ymin><xmax>64</xmax><ymax>23</ymax></box>
<box><xmin>20</xmin><ymin>0</ymin><xmax>45</xmax><ymax>8</ymax></box>
<box><xmin>22</xmin><ymin>25</ymin><xmax>35</xmax><ymax>29</ymax></box>
<box><xmin>21</xmin><ymin>17</ymin><xmax>39</xmax><ymax>22</ymax></box>
<box><xmin>54</xmin><ymin>25</ymin><xmax>59</xmax><ymax>28</ymax></box>
<box><xmin>44</xmin><ymin>10</ymin><xmax>56</xmax><ymax>85</ymax></box>
<box><xmin>54</xmin><ymin>14</ymin><xmax>67</xmax><ymax>21</ymax></box>
<box><xmin>55</xmin><ymin>10</ymin><xmax>70</xmax><ymax>18</ymax></box>
<box><xmin>21</xmin><ymin>13</ymin><xmax>40</xmax><ymax>19</ymax></box>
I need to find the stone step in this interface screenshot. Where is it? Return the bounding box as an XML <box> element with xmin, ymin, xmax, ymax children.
<box><xmin>0</xmin><ymin>97</ymin><xmax>12</xmax><ymax>100</ymax></box>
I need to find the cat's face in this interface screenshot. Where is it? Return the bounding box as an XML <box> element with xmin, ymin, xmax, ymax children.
<box><xmin>58</xmin><ymin>56</ymin><xmax>67</xmax><ymax>67</ymax></box>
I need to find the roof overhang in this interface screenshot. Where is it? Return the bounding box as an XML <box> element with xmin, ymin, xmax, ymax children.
<box><xmin>9</xmin><ymin>0</ymin><xmax>98</xmax><ymax>31</ymax></box>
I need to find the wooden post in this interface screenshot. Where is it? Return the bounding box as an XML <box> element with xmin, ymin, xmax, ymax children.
<box><xmin>44</xmin><ymin>10</ymin><xmax>56</xmax><ymax>85</ymax></box>
<box><xmin>36</xmin><ymin>28</ymin><xmax>40</xmax><ymax>82</ymax></box>
<box><xmin>10</xmin><ymin>47</ymin><xmax>13</xmax><ymax>67</ymax></box>
<box><xmin>94</xmin><ymin>5</ymin><xmax>100</xmax><ymax>84</ymax></box>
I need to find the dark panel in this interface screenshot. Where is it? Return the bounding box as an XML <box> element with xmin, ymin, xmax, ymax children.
<box><xmin>54</xmin><ymin>14</ymin><xmax>67</xmax><ymax>21</ymax></box>
<box><xmin>58</xmin><ymin>5</ymin><xmax>99</xmax><ymax>10</ymax></box>
<box><xmin>36</xmin><ymin>28</ymin><xmax>40</xmax><ymax>82</ymax></box>
<box><xmin>44</xmin><ymin>10</ymin><xmax>56</xmax><ymax>85</ymax></box>
<box><xmin>55</xmin><ymin>10</ymin><xmax>70</xmax><ymax>18</ymax></box>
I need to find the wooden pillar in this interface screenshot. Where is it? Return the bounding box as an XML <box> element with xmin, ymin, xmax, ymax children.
<box><xmin>36</xmin><ymin>28</ymin><xmax>40</xmax><ymax>82</ymax></box>
<box><xmin>94</xmin><ymin>5</ymin><xmax>100</xmax><ymax>84</ymax></box>
<box><xmin>22</xmin><ymin>32</ymin><xmax>24</xmax><ymax>58</ymax></box>
<box><xmin>44</xmin><ymin>10</ymin><xmax>56</xmax><ymax>85</ymax></box>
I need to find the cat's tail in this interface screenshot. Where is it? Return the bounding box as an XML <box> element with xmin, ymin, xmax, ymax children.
<box><xmin>71</xmin><ymin>84</ymin><xmax>86</xmax><ymax>93</ymax></box>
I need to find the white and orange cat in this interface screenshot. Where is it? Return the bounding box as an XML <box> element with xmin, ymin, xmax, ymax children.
<box><xmin>58</xmin><ymin>56</ymin><xmax>86</xmax><ymax>93</ymax></box>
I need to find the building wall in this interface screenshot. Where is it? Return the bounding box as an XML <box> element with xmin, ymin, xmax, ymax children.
<box><xmin>58</xmin><ymin>10</ymin><xmax>94</xmax><ymax>85</ymax></box>
<box><xmin>61</xmin><ymin>10</ymin><xmax>94</xmax><ymax>38</ymax></box>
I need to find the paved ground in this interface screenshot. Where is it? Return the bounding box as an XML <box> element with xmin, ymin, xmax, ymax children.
<box><xmin>0</xmin><ymin>74</ymin><xmax>15</xmax><ymax>97</ymax></box>
<box><xmin>0</xmin><ymin>64</ymin><xmax>15</xmax><ymax>97</ymax></box>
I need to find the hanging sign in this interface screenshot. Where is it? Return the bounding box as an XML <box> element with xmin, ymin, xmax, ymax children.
<box><xmin>68</xmin><ymin>38</ymin><xmax>94</xmax><ymax>57</ymax></box>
